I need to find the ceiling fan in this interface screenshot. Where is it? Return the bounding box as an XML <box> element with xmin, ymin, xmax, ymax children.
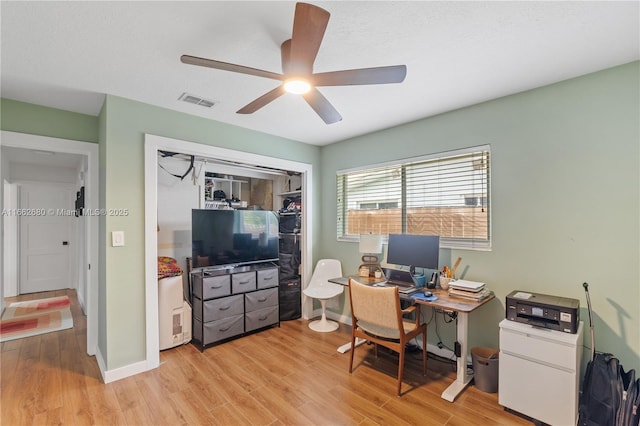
<box><xmin>180</xmin><ymin>2</ymin><xmax>407</xmax><ymax>124</ymax></box>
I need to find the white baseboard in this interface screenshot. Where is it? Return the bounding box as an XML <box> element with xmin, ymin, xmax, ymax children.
<box><xmin>103</xmin><ymin>359</ymin><xmax>149</xmax><ymax>384</ymax></box>
<box><xmin>95</xmin><ymin>347</ymin><xmax>107</xmax><ymax>382</ymax></box>
<box><xmin>325</xmin><ymin>309</ymin><xmax>351</xmax><ymax>326</ymax></box>
<box><xmin>95</xmin><ymin>347</ymin><xmax>151</xmax><ymax>384</ymax></box>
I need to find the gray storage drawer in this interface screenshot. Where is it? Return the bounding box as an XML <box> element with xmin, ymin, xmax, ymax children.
<box><xmin>197</xmin><ymin>294</ymin><xmax>244</xmax><ymax>323</ymax></box>
<box><xmin>245</xmin><ymin>287</ymin><xmax>278</xmax><ymax>312</ymax></box>
<box><xmin>203</xmin><ymin>314</ymin><xmax>245</xmax><ymax>344</ymax></box>
<box><xmin>232</xmin><ymin>271</ymin><xmax>256</xmax><ymax>294</ymax></box>
<box><xmin>194</xmin><ymin>274</ymin><xmax>231</xmax><ymax>300</ymax></box>
<box><xmin>257</xmin><ymin>267</ymin><xmax>279</xmax><ymax>289</ymax></box>
<box><xmin>245</xmin><ymin>306</ymin><xmax>279</xmax><ymax>332</ymax></box>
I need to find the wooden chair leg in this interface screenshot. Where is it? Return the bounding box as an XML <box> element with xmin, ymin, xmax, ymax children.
<box><xmin>349</xmin><ymin>335</ymin><xmax>355</xmax><ymax>373</ymax></box>
<box><xmin>397</xmin><ymin>346</ymin><xmax>405</xmax><ymax>396</ymax></box>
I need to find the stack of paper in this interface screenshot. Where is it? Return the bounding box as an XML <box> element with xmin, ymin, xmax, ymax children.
<box><xmin>449</xmin><ymin>279</ymin><xmax>485</xmax><ymax>292</ymax></box>
<box><xmin>448</xmin><ymin>280</ymin><xmax>493</xmax><ymax>302</ymax></box>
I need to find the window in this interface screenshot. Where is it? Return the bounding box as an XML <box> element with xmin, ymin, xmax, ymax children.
<box><xmin>336</xmin><ymin>146</ymin><xmax>491</xmax><ymax>250</ymax></box>
<box><xmin>359</xmin><ymin>201</ymin><xmax>399</xmax><ymax>210</ymax></box>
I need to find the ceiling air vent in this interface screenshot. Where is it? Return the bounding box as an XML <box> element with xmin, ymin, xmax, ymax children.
<box><xmin>178</xmin><ymin>92</ymin><xmax>216</xmax><ymax>108</ymax></box>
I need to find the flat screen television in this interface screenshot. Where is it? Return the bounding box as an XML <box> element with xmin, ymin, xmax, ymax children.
<box><xmin>192</xmin><ymin>209</ymin><xmax>279</xmax><ymax>269</ymax></box>
<box><xmin>386</xmin><ymin>233</ymin><xmax>440</xmax><ymax>275</ymax></box>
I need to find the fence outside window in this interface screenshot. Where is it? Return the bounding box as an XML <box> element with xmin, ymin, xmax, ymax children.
<box><xmin>336</xmin><ymin>145</ymin><xmax>491</xmax><ymax>250</ymax></box>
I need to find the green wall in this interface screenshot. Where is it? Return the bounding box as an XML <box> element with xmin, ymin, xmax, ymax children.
<box><xmin>1</xmin><ymin>98</ymin><xmax>99</xmax><ymax>143</ymax></box>
<box><xmin>2</xmin><ymin>60</ymin><xmax>638</xmax><ymax>373</ymax></box>
<box><xmin>99</xmin><ymin>95</ymin><xmax>320</xmax><ymax>369</ymax></box>
<box><xmin>1</xmin><ymin>95</ymin><xmax>320</xmax><ymax>371</ymax></box>
<box><xmin>321</xmin><ymin>61</ymin><xmax>640</xmax><ymax>369</ymax></box>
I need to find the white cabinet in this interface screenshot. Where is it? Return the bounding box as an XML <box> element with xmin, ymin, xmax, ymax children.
<box><xmin>499</xmin><ymin>319</ymin><xmax>583</xmax><ymax>426</ymax></box>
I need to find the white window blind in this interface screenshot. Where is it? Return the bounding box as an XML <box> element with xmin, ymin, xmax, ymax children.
<box><xmin>337</xmin><ymin>146</ymin><xmax>491</xmax><ymax>250</ymax></box>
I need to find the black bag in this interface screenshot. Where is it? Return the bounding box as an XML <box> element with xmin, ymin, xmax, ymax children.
<box><xmin>278</xmin><ymin>253</ymin><xmax>299</xmax><ymax>280</ymax></box>
<box><xmin>279</xmin><ymin>234</ymin><xmax>300</xmax><ymax>256</ymax></box>
<box><xmin>617</xmin><ymin>366</ymin><xmax>640</xmax><ymax>426</ymax></box>
<box><xmin>578</xmin><ymin>352</ymin><xmax>622</xmax><ymax>426</ymax></box>
<box><xmin>279</xmin><ymin>278</ymin><xmax>301</xmax><ymax>321</ymax></box>
<box><xmin>279</xmin><ymin>212</ymin><xmax>301</xmax><ymax>234</ymax></box>
<box><xmin>578</xmin><ymin>283</ymin><xmax>640</xmax><ymax>426</ymax></box>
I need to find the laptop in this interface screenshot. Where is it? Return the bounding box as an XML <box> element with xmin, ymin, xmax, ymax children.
<box><xmin>382</xmin><ymin>268</ymin><xmax>417</xmax><ymax>294</ymax></box>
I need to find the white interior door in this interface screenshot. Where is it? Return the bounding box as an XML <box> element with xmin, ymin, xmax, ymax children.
<box><xmin>19</xmin><ymin>184</ymin><xmax>75</xmax><ymax>294</ymax></box>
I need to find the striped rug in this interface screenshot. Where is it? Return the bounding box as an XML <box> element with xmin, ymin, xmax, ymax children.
<box><xmin>0</xmin><ymin>296</ymin><xmax>73</xmax><ymax>342</ymax></box>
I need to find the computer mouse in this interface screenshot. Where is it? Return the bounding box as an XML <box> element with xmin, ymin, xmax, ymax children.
<box><xmin>424</xmin><ymin>291</ymin><xmax>433</xmax><ymax>297</ymax></box>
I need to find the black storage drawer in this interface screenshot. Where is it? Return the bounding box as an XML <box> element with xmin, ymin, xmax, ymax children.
<box><xmin>202</xmin><ymin>314</ymin><xmax>245</xmax><ymax>345</ymax></box>
<box><xmin>246</xmin><ymin>287</ymin><xmax>278</xmax><ymax>312</ymax></box>
<box><xmin>257</xmin><ymin>268</ymin><xmax>279</xmax><ymax>289</ymax></box>
<box><xmin>245</xmin><ymin>306</ymin><xmax>279</xmax><ymax>332</ymax></box>
<box><xmin>279</xmin><ymin>213</ymin><xmax>301</xmax><ymax>234</ymax></box>
<box><xmin>198</xmin><ymin>294</ymin><xmax>244</xmax><ymax>323</ymax></box>
<box><xmin>193</xmin><ymin>274</ymin><xmax>231</xmax><ymax>300</ymax></box>
<box><xmin>232</xmin><ymin>271</ymin><xmax>257</xmax><ymax>294</ymax></box>
<box><xmin>279</xmin><ymin>278</ymin><xmax>301</xmax><ymax>321</ymax></box>
<box><xmin>191</xmin><ymin>262</ymin><xmax>280</xmax><ymax>351</ymax></box>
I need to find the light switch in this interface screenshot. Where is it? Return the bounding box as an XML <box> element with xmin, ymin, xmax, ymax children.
<box><xmin>112</xmin><ymin>231</ymin><xmax>125</xmax><ymax>247</ymax></box>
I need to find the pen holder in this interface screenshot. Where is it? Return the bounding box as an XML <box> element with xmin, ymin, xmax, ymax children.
<box><xmin>440</xmin><ymin>277</ymin><xmax>452</xmax><ymax>290</ymax></box>
<box><xmin>412</xmin><ymin>274</ymin><xmax>427</xmax><ymax>288</ymax></box>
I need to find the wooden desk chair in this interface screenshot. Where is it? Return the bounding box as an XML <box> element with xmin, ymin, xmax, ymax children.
<box><xmin>348</xmin><ymin>278</ymin><xmax>427</xmax><ymax>396</ymax></box>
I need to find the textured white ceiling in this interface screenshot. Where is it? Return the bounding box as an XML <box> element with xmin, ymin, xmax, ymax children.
<box><xmin>1</xmin><ymin>1</ymin><xmax>638</xmax><ymax>145</ymax></box>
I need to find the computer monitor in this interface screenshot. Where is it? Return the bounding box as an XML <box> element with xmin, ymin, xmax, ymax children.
<box><xmin>386</xmin><ymin>233</ymin><xmax>440</xmax><ymax>276</ymax></box>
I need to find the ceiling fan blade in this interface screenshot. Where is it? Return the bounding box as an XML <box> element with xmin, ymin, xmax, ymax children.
<box><xmin>181</xmin><ymin>55</ymin><xmax>283</xmax><ymax>81</ymax></box>
<box><xmin>312</xmin><ymin>65</ymin><xmax>407</xmax><ymax>86</ymax></box>
<box><xmin>303</xmin><ymin>88</ymin><xmax>342</xmax><ymax>124</ymax></box>
<box><xmin>281</xmin><ymin>39</ymin><xmax>292</xmax><ymax>75</ymax></box>
<box><xmin>237</xmin><ymin>85</ymin><xmax>286</xmax><ymax>114</ymax></box>
<box><xmin>289</xmin><ymin>3</ymin><xmax>330</xmax><ymax>74</ymax></box>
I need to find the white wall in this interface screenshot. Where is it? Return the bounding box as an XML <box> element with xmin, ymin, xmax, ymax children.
<box><xmin>157</xmin><ymin>155</ymin><xmax>201</xmax><ymax>288</ymax></box>
<box><xmin>10</xmin><ymin>163</ymin><xmax>78</xmax><ymax>184</ymax></box>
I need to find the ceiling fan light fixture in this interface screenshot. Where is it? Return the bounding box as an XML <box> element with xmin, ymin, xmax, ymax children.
<box><xmin>181</xmin><ymin>3</ymin><xmax>406</xmax><ymax>123</ymax></box>
<box><xmin>284</xmin><ymin>79</ymin><xmax>311</xmax><ymax>94</ymax></box>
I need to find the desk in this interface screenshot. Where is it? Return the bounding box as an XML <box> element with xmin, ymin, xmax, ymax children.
<box><xmin>412</xmin><ymin>288</ymin><xmax>494</xmax><ymax>402</ymax></box>
<box><xmin>332</xmin><ymin>277</ymin><xmax>494</xmax><ymax>402</ymax></box>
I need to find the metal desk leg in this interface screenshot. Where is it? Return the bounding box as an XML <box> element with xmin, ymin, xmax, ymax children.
<box><xmin>441</xmin><ymin>311</ymin><xmax>473</xmax><ymax>402</ymax></box>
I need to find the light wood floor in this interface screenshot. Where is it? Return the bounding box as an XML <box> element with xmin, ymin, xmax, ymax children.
<box><xmin>1</xmin><ymin>289</ymin><xmax>532</xmax><ymax>425</ymax></box>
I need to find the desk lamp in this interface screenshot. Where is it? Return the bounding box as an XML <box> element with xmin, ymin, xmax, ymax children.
<box><xmin>358</xmin><ymin>234</ymin><xmax>384</xmax><ymax>279</ymax></box>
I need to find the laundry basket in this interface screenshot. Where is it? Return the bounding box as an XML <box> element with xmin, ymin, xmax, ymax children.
<box><xmin>471</xmin><ymin>346</ymin><xmax>499</xmax><ymax>393</ymax></box>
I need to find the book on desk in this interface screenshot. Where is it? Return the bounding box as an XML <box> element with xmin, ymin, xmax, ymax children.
<box><xmin>447</xmin><ymin>279</ymin><xmax>493</xmax><ymax>302</ymax></box>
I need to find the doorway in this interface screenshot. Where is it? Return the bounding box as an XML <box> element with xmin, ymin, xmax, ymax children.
<box><xmin>144</xmin><ymin>134</ymin><xmax>313</xmax><ymax>371</ymax></box>
<box><xmin>0</xmin><ymin>131</ymin><xmax>99</xmax><ymax>356</ymax></box>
